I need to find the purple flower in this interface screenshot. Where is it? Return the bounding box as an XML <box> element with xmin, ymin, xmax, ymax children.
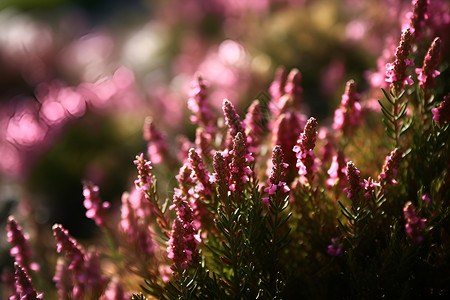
<box><xmin>271</xmin><ymin>112</ymin><xmax>306</xmax><ymax>177</ymax></box>
<box><xmin>187</xmin><ymin>73</ymin><xmax>216</xmax><ymax>133</ymax></box>
<box><xmin>293</xmin><ymin>117</ymin><xmax>318</xmax><ymax>183</ymax></box>
<box><xmin>134</xmin><ymin>153</ymin><xmax>154</xmax><ymax>194</ymax></box>
<box><xmin>284</xmin><ymin>68</ymin><xmax>303</xmax><ymax>110</ymax></box>
<box><xmin>53</xmin><ymin>224</ymin><xmax>86</xmax><ymax>275</ymax></box>
<box><xmin>244</xmin><ymin>99</ymin><xmax>265</xmax><ymax>153</ymax></box>
<box><xmin>119</xmin><ymin>192</ymin><xmax>155</xmax><ymax>257</ymax></box>
<box><xmin>269</xmin><ymin>66</ymin><xmax>288</xmax><ymax>103</ymax></box>
<box><xmin>385</xmin><ymin>28</ymin><xmax>414</xmax><ymax>93</ymax></box>
<box><xmin>212</xmin><ymin>151</ymin><xmax>230</xmax><ymax>203</ymax></box>
<box><xmin>6</xmin><ymin>217</ymin><xmax>39</xmax><ymax>274</ymax></box>
<box><xmin>188</xmin><ymin>148</ymin><xmax>214</xmax><ymax>197</ymax></box>
<box><xmin>11</xmin><ymin>263</ymin><xmax>43</xmax><ymax>300</ymax></box>
<box><xmin>326</xmin><ymin>150</ymin><xmax>347</xmax><ymax>189</ymax></box>
<box><xmin>83</xmin><ymin>183</ymin><xmax>110</xmax><ymax>227</ymax></box>
<box><xmin>263</xmin><ymin>145</ymin><xmax>290</xmax><ymax>204</ymax></box>
<box><xmin>403</xmin><ymin>201</ymin><xmax>427</xmax><ymax>243</ymax></box>
<box><xmin>344</xmin><ymin>161</ymin><xmax>364</xmax><ymax>202</ymax></box>
<box><xmin>327</xmin><ymin>238</ymin><xmax>343</xmax><ymax>257</ymax></box>
<box><xmin>52</xmin><ymin>224</ymin><xmax>107</xmax><ymax>299</ymax></box>
<box><xmin>223</xmin><ymin>99</ymin><xmax>246</xmax><ymax>148</ymax></box>
<box><xmin>167</xmin><ymin>194</ymin><xmax>200</xmax><ymax>270</ymax></box>
<box><xmin>143</xmin><ymin>117</ymin><xmax>169</xmax><ymax>164</ymax></box>
<box><xmin>101</xmin><ymin>277</ymin><xmax>130</xmax><ymax>300</ymax></box>
<box><xmin>406</xmin><ymin>0</ymin><xmax>429</xmax><ymax>41</ymax></box>
<box><xmin>53</xmin><ymin>257</ymin><xmax>72</xmax><ymax>300</ymax></box>
<box><xmin>228</xmin><ymin>132</ymin><xmax>253</xmax><ymax>199</ymax></box>
<box><xmin>415</xmin><ymin>37</ymin><xmax>441</xmax><ymax>94</ymax></box>
<box><xmin>332</xmin><ymin>80</ymin><xmax>362</xmax><ymax>135</ymax></box>
<box><xmin>378</xmin><ymin>148</ymin><xmax>403</xmax><ymax>188</ymax></box>
<box><xmin>432</xmin><ymin>93</ymin><xmax>450</xmax><ymax>127</ymax></box>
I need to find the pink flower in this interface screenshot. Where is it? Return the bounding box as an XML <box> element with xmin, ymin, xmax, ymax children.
<box><xmin>83</xmin><ymin>183</ymin><xmax>110</xmax><ymax>227</ymax></box>
<box><xmin>403</xmin><ymin>201</ymin><xmax>427</xmax><ymax>242</ymax></box>
<box><xmin>332</xmin><ymin>80</ymin><xmax>362</xmax><ymax>135</ymax></box>
<box><xmin>12</xmin><ymin>263</ymin><xmax>43</xmax><ymax>300</ymax></box>
<box><xmin>187</xmin><ymin>73</ymin><xmax>216</xmax><ymax>134</ymax></box>
<box><xmin>6</xmin><ymin>217</ymin><xmax>39</xmax><ymax>274</ymax></box>
<box><xmin>385</xmin><ymin>28</ymin><xmax>414</xmax><ymax>93</ymax></box>
<box><xmin>415</xmin><ymin>37</ymin><xmax>441</xmax><ymax>95</ymax></box>
<box><xmin>432</xmin><ymin>93</ymin><xmax>450</xmax><ymax>127</ymax></box>
<box><xmin>270</xmin><ymin>112</ymin><xmax>306</xmax><ymax>177</ymax></box>
<box><xmin>143</xmin><ymin>117</ymin><xmax>169</xmax><ymax>165</ymax></box>
<box><xmin>222</xmin><ymin>98</ymin><xmax>246</xmax><ymax>148</ymax></box>
<box><xmin>326</xmin><ymin>150</ymin><xmax>347</xmax><ymax>189</ymax></box>
<box><xmin>263</xmin><ymin>145</ymin><xmax>290</xmax><ymax>204</ymax></box>
<box><xmin>269</xmin><ymin>66</ymin><xmax>288</xmax><ymax>103</ymax></box>
<box><xmin>244</xmin><ymin>99</ymin><xmax>265</xmax><ymax>153</ymax></box>
<box><xmin>133</xmin><ymin>153</ymin><xmax>154</xmax><ymax>194</ymax></box>
<box><xmin>406</xmin><ymin>0</ymin><xmax>429</xmax><ymax>41</ymax></box>
<box><xmin>327</xmin><ymin>238</ymin><xmax>343</xmax><ymax>257</ymax></box>
<box><xmin>378</xmin><ymin>148</ymin><xmax>403</xmax><ymax>188</ymax></box>
<box><xmin>167</xmin><ymin>195</ymin><xmax>200</xmax><ymax>270</ymax></box>
<box><xmin>344</xmin><ymin>161</ymin><xmax>364</xmax><ymax>202</ymax></box>
<box><xmin>293</xmin><ymin>117</ymin><xmax>318</xmax><ymax>183</ymax></box>
<box><xmin>228</xmin><ymin>132</ymin><xmax>253</xmax><ymax>200</ymax></box>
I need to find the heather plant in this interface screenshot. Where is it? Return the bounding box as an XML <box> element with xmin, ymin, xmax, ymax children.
<box><xmin>2</xmin><ymin>0</ymin><xmax>450</xmax><ymax>299</ymax></box>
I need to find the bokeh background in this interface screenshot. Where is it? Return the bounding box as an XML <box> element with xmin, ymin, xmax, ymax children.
<box><xmin>0</xmin><ymin>0</ymin><xmax>449</xmax><ymax>291</ymax></box>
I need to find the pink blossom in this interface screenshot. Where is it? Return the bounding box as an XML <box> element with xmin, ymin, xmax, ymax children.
<box><xmin>415</xmin><ymin>37</ymin><xmax>441</xmax><ymax>95</ymax></box>
<box><xmin>344</xmin><ymin>161</ymin><xmax>364</xmax><ymax>202</ymax></box>
<box><xmin>293</xmin><ymin>117</ymin><xmax>318</xmax><ymax>183</ymax></box>
<box><xmin>12</xmin><ymin>263</ymin><xmax>43</xmax><ymax>300</ymax></box>
<box><xmin>83</xmin><ymin>183</ymin><xmax>110</xmax><ymax>227</ymax></box>
<box><xmin>403</xmin><ymin>201</ymin><xmax>427</xmax><ymax>242</ymax></box>
<box><xmin>332</xmin><ymin>80</ymin><xmax>362</xmax><ymax>135</ymax></box>
<box><xmin>6</xmin><ymin>217</ymin><xmax>39</xmax><ymax>274</ymax></box>
<box><xmin>432</xmin><ymin>93</ymin><xmax>450</xmax><ymax>127</ymax></box>
<box><xmin>385</xmin><ymin>28</ymin><xmax>414</xmax><ymax>93</ymax></box>
<box><xmin>378</xmin><ymin>148</ymin><xmax>403</xmax><ymax>188</ymax></box>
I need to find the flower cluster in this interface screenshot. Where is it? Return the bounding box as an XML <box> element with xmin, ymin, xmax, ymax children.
<box><xmin>2</xmin><ymin>0</ymin><xmax>450</xmax><ymax>298</ymax></box>
<box><xmin>82</xmin><ymin>183</ymin><xmax>110</xmax><ymax>227</ymax></box>
<box><xmin>6</xmin><ymin>217</ymin><xmax>39</xmax><ymax>274</ymax></box>
<box><xmin>293</xmin><ymin>117</ymin><xmax>318</xmax><ymax>183</ymax></box>
<box><xmin>403</xmin><ymin>201</ymin><xmax>427</xmax><ymax>242</ymax></box>
<box><xmin>416</xmin><ymin>37</ymin><xmax>441</xmax><ymax>94</ymax></box>
<box><xmin>385</xmin><ymin>28</ymin><xmax>414</xmax><ymax>93</ymax></box>
<box><xmin>432</xmin><ymin>92</ymin><xmax>450</xmax><ymax>127</ymax></box>
<box><xmin>263</xmin><ymin>145</ymin><xmax>290</xmax><ymax>204</ymax></box>
<box><xmin>332</xmin><ymin>80</ymin><xmax>362</xmax><ymax>136</ymax></box>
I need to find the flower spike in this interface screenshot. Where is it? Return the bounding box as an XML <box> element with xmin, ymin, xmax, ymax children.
<box><xmin>385</xmin><ymin>28</ymin><xmax>414</xmax><ymax>93</ymax></box>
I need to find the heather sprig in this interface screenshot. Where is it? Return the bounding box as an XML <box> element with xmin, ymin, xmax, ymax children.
<box><xmin>187</xmin><ymin>73</ymin><xmax>216</xmax><ymax>134</ymax></box>
<box><xmin>6</xmin><ymin>217</ymin><xmax>39</xmax><ymax>274</ymax></box>
<box><xmin>143</xmin><ymin>117</ymin><xmax>169</xmax><ymax>165</ymax></box>
<box><xmin>385</xmin><ymin>28</ymin><xmax>414</xmax><ymax>94</ymax></box>
<box><xmin>407</xmin><ymin>0</ymin><xmax>429</xmax><ymax>42</ymax></box>
<box><xmin>222</xmin><ymin>99</ymin><xmax>246</xmax><ymax>148</ymax></box>
<box><xmin>83</xmin><ymin>183</ymin><xmax>110</xmax><ymax>228</ymax></box>
<box><xmin>332</xmin><ymin>80</ymin><xmax>362</xmax><ymax>138</ymax></box>
<box><xmin>134</xmin><ymin>153</ymin><xmax>170</xmax><ymax>233</ymax></box>
<box><xmin>378</xmin><ymin>148</ymin><xmax>403</xmax><ymax>189</ymax></box>
<box><xmin>432</xmin><ymin>92</ymin><xmax>450</xmax><ymax>127</ymax></box>
<box><xmin>52</xmin><ymin>224</ymin><xmax>107</xmax><ymax>299</ymax></box>
<box><xmin>403</xmin><ymin>201</ymin><xmax>427</xmax><ymax>243</ymax></box>
<box><xmin>244</xmin><ymin>99</ymin><xmax>265</xmax><ymax>154</ymax></box>
<box><xmin>11</xmin><ymin>263</ymin><xmax>43</xmax><ymax>300</ymax></box>
<box><xmin>416</xmin><ymin>37</ymin><xmax>441</xmax><ymax>98</ymax></box>
<box><xmin>263</xmin><ymin>145</ymin><xmax>291</xmax><ymax>297</ymax></box>
<box><xmin>293</xmin><ymin>117</ymin><xmax>318</xmax><ymax>185</ymax></box>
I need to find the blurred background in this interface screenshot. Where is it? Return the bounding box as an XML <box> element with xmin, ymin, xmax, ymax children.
<box><xmin>0</xmin><ymin>0</ymin><xmax>449</xmax><ymax>287</ymax></box>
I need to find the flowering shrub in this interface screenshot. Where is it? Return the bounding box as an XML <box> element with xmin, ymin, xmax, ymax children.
<box><xmin>2</xmin><ymin>0</ymin><xmax>450</xmax><ymax>299</ymax></box>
